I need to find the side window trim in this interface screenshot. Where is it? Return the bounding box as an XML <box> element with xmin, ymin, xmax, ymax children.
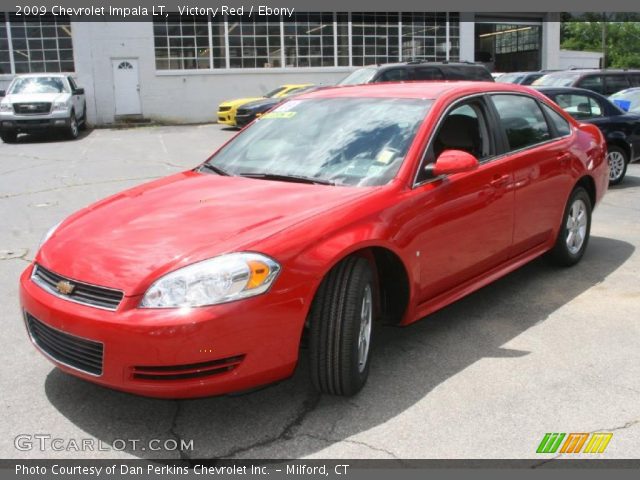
<box><xmin>538</xmin><ymin>100</ymin><xmax>572</xmax><ymax>139</ymax></box>
<box><xmin>412</xmin><ymin>93</ymin><xmax>497</xmax><ymax>188</ymax></box>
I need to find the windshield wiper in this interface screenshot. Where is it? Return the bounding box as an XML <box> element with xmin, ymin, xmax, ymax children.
<box><xmin>198</xmin><ymin>163</ymin><xmax>231</xmax><ymax>176</ymax></box>
<box><xmin>238</xmin><ymin>172</ymin><xmax>335</xmax><ymax>186</ymax></box>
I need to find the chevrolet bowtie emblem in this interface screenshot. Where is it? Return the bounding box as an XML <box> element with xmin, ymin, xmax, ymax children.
<box><xmin>55</xmin><ymin>280</ymin><xmax>75</xmax><ymax>295</ymax></box>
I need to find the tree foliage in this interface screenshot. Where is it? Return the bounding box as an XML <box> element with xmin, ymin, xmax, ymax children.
<box><xmin>561</xmin><ymin>15</ymin><xmax>640</xmax><ymax>68</ymax></box>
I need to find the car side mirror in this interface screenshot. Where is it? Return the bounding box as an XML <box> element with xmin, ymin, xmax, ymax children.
<box><xmin>74</xmin><ymin>88</ymin><xmax>85</xmax><ymax>95</ymax></box>
<box><xmin>425</xmin><ymin>149</ymin><xmax>479</xmax><ymax>177</ymax></box>
<box><xmin>0</xmin><ymin>90</ymin><xmax>5</xmax><ymax>97</ymax></box>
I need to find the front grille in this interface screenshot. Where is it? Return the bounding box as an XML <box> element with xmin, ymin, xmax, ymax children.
<box><xmin>13</xmin><ymin>102</ymin><xmax>52</xmax><ymax>115</ymax></box>
<box><xmin>132</xmin><ymin>355</ymin><xmax>245</xmax><ymax>381</ymax></box>
<box><xmin>32</xmin><ymin>264</ymin><xmax>124</xmax><ymax>311</ymax></box>
<box><xmin>218</xmin><ymin>106</ymin><xmax>232</xmax><ymax>112</ymax></box>
<box><xmin>26</xmin><ymin>313</ymin><xmax>104</xmax><ymax>376</ymax></box>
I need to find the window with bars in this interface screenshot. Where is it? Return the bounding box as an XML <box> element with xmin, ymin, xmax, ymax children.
<box><xmin>1</xmin><ymin>14</ymin><xmax>74</xmax><ymax>74</ymax></box>
<box><xmin>152</xmin><ymin>13</ymin><xmax>460</xmax><ymax>71</ymax></box>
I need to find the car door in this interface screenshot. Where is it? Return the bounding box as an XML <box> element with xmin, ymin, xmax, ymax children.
<box><xmin>67</xmin><ymin>76</ymin><xmax>83</xmax><ymax>117</ymax></box>
<box><xmin>408</xmin><ymin>95</ymin><xmax>515</xmax><ymax>303</ymax></box>
<box><xmin>488</xmin><ymin>93</ymin><xmax>574</xmax><ymax>257</ymax></box>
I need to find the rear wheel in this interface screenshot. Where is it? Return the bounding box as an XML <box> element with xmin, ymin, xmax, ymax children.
<box><xmin>309</xmin><ymin>256</ymin><xmax>375</xmax><ymax>396</ymax></box>
<box><xmin>550</xmin><ymin>187</ymin><xmax>592</xmax><ymax>267</ymax></box>
<box><xmin>1</xmin><ymin>131</ymin><xmax>17</xmax><ymax>143</ymax></box>
<box><xmin>607</xmin><ymin>145</ymin><xmax>627</xmax><ymax>185</ymax></box>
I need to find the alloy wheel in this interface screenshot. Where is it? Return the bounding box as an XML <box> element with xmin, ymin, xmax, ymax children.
<box><xmin>566</xmin><ymin>198</ymin><xmax>588</xmax><ymax>255</ymax></box>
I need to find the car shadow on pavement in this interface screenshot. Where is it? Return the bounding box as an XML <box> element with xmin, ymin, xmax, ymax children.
<box><xmin>612</xmin><ymin>172</ymin><xmax>640</xmax><ymax>190</ymax></box>
<box><xmin>8</xmin><ymin>128</ymin><xmax>94</xmax><ymax>144</ymax></box>
<box><xmin>44</xmin><ymin>235</ymin><xmax>634</xmax><ymax>460</ymax></box>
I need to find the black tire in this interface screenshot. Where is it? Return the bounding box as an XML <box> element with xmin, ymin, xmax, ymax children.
<box><xmin>67</xmin><ymin>112</ymin><xmax>79</xmax><ymax>139</ymax></box>
<box><xmin>550</xmin><ymin>187</ymin><xmax>592</xmax><ymax>267</ymax></box>
<box><xmin>1</xmin><ymin>132</ymin><xmax>17</xmax><ymax>143</ymax></box>
<box><xmin>79</xmin><ymin>103</ymin><xmax>87</xmax><ymax>131</ymax></box>
<box><xmin>607</xmin><ymin>145</ymin><xmax>628</xmax><ymax>185</ymax></box>
<box><xmin>309</xmin><ymin>256</ymin><xmax>375</xmax><ymax>396</ymax></box>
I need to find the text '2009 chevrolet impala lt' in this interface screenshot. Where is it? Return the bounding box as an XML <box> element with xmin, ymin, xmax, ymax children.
<box><xmin>20</xmin><ymin>82</ymin><xmax>608</xmax><ymax>398</ymax></box>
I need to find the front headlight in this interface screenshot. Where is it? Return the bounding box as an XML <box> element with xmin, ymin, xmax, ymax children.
<box><xmin>140</xmin><ymin>253</ymin><xmax>281</xmax><ymax>308</ymax></box>
<box><xmin>39</xmin><ymin>221</ymin><xmax>62</xmax><ymax>249</ymax></box>
<box><xmin>52</xmin><ymin>101</ymin><xmax>69</xmax><ymax>111</ymax></box>
<box><xmin>0</xmin><ymin>103</ymin><xmax>12</xmax><ymax>112</ymax></box>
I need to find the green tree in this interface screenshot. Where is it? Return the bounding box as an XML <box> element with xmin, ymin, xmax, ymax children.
<box><xmin>561</xmin><ymin>15</ymin><xmax>640</xmax><ymax>68</ymax></box>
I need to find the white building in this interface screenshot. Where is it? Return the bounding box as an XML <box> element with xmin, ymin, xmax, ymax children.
<box><xmin>0</xmin><ymin>12</ymin><xmax>561</xmax><ymax>125</ymax></box>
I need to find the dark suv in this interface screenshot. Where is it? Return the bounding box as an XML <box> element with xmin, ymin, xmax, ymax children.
<box><xmin>533</xmin><ymin>69</ymin><xmax>640</xmax><ymax>96</ymax></box>
<box><xmin>337</xmin><ymin>61</ymin><xmax>494</xmax><ymax>85</ymax></box>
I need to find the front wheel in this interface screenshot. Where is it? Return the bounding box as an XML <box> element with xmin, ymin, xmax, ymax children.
<box><xmin>79</xmin><ymin>103</ymin><xmax>87</xmax><ymax>131</ymax></box>
<box><xmin>67</xmin><ymin>112</ymin><xmax>79</xmax><ymax>139</ymax></box>
<box><xmin>309</xmin><ymin>257</ymin><xmax>375</xmax><ymax>396</ymax></box>
<box><xmin>550</xmin><ymin>187</ymin><xmax>592</xmax><ymax>267</ymax></box>
<box><xmin>607</xmin><ymin>145</ymin><xmax>628</xmax><ymax>185</ymax></box>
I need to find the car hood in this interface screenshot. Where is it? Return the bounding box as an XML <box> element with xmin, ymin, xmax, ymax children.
<box><xmin>219</xmin><ymin>97</ymin><xmax>265</xmax><ymax>109</ymax></box>
<box><xmin>3</xmin><ymin>92</ymin><xmax>69</xmax><ymax>104</ymax></box>
<box><xmin>38</xmin><ymin>171</ymin><xmax>372</xmax><ymax>296</ymax></box>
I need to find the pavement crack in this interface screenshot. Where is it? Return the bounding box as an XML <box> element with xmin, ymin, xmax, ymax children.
<box><xmin>300</xmin><ymin>433</ymin><xmax>403</xmax><ymax>461</ymax></box>
<box><xmin>217</xmin><ymin>391</ymin><xmax>322</xmax><ymax>459</ymax></box>
<box><xmin>168</xmin><ymin>401</ymin><xmax>194</xmax><ymax>464</ymax></box>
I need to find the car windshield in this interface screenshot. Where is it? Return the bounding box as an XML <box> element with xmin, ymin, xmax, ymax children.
<box><xmin>338</xmin><ymin>68</ymin><xmax>378</xmax><ymax>85</ymax></box>
<box><xmin>496</xmin><ymin>73</ymin><xmax>525</xmax><ymax>84</ymax></box>
<box><xmin>203</xmin><ymin>97</ymin><xmax>432</xmax><ymax>187</ymax></box>
<box><xmin>610</xmin><ymin>89</ymin><xmax>640</xmax><ymax>112</ymax></box>
<box><xmin>264</xmin><ymin>87</ymin><xmax>287</xmax><ymax>98</ymax></box>
<box><xmin>533</xmin><ymin>73</ymin><xmax>582</xmax><ymax>87</ymax></box>
<box><xmin>8</xmin><ymin>76</ymin><xmax>68</xmax><ymax>94</ymax></box>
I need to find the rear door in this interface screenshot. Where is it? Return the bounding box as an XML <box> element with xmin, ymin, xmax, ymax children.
<box><xmin>488</xmin><ymin>93</ymin><xmax>575</xmax><ymax>257</ymax></box>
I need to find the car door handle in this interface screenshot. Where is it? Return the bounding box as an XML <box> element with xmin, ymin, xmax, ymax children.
<box><xmin>489</xmin><ymin>175</ymin><xmax>510</xmax><ymax>188</ymax></box>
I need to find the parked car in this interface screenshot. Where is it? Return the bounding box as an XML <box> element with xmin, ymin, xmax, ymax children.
<box><xmin>337</xmin><ymin>61</ymin><xmax>494</xmax><ymax>85</ymax></box>
<box><xmin>0</xmin><ymin>73</ymin><xmax>87</xmax><ymax>143</ymax></box>
<box><xmin>21</xmin><ymin>82</ymin><xmax>607</xmax><ymax>398</ymax></box>
<box><xmin>235</xmin><ymin>86</ymin><xmax>318</xmax><ymax>127</ymax></box>
<box><xmin>217</xmin><ymin>84</ymin><xmax>313</xmax><ymax>127</ymax></box>
<box><xmin>496</xmin><ymin>71</ymin><xmax>551</xmax><ymax>86</ymax></box>
<box><xmin>533</xmin><ymin>69</ymin><xmax>640</xmax><ymax>96</ymax></box>
<box><xmin>536</xmin><ymin>86</ymin><xmax>640</xmax><ymax>184</ymax></box>
<box><xmin>609</xmin><ymin>87</ymin><xmax>640</xmax><ymax>113</ymax></box>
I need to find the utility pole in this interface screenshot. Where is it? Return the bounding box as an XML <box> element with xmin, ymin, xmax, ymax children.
<box><xmin>602</xmin><ymin>12</ymin><xmax>608</xmax><ymax>68</ymax></box>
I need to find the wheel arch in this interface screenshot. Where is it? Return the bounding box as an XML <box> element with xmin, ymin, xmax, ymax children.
<box><xmin>575</xmin><ymin>175</ymin><xmax>596</xmax><ymax>209</ymax></box>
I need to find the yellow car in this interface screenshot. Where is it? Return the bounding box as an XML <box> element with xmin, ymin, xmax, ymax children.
<box><xmin>217</xmin><ymin>84</ymin><xmax>313</xmax><ymax>126</ymax></box>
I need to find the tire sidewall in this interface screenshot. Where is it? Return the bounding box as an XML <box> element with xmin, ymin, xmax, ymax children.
<box><xmin>607</xmin><ymin>146</ymin><xmax>627</xmax><ymax>185</ymax></box>
<box><xmin>556</xmin><ymin>187</ymin><xmax>592</xmax><ymax>265</ymax></box>
<box><xmin>68</xmin><ymin>112</ymin><xmax>79</xmax><ymax>139</ymax></box>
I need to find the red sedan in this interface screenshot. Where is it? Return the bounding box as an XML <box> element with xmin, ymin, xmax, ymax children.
<box><xmin>20</xmin><ymin>82</ymin><xmax>608</xmax><ymax>398</ymax></box>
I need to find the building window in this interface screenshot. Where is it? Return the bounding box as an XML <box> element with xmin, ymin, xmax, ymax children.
<box><xmin>283</xmin><ymin>12</ymin><xmax>335</xmax><ymax>67</ymax></box>
<box><xmin>153</xmin><ymin>14</ymin><xmax>217</xmax><ymax>70</ymax></box>
<box><xmin>2</xmin><ymin>14</ymin><xmax>74</xmax><ymax>74</ymax></box>
<box><xmin>401</xmin><ymin>12</ymin><xmax>455</xmax><ymax>62</ymax></box>
<box><xmin>350</xmin><ymin>12</ymin><xmax>399</xmax><ymax>66</ymax></box>
<box><xmin>228</xmin><ymin>14</ymin><xmax>282</xmax><ymax>68</ymax></box>
<box><xmin>152</xmin><ymin>12</ymin><xmax>460</xmax><ymax>71</ymax></box>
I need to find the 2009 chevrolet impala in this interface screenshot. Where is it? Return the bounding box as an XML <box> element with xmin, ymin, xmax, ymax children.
<box><xmin>20</xmin><ymin>82</ymin><xmax>608</xmax><ymax>398</ymax></box>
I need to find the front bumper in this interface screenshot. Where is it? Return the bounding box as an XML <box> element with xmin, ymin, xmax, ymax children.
<box><xmin>19</xmin><ymin>264</ymin><xmax>310</xmax><ymax>398</ymax></box>
<box><xmin>1</xmin><ymin>111</ymin><xmax>71</xmax><ymax>132</ymax></box>
<box><xmin>216</xmin><ymin>109</ymin><xmax>237</xmax><ymax>126</ymax></box>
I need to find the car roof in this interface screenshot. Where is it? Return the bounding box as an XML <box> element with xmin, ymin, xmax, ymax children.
<box><xmin>13</xmin><ymin>73</ymin><xmax>68</xmax><ymax>78</ymax></box>
<box><xmin>296</xmin><ymin>81</ymin><xmax>541</xmax><ymax>100</ymax></box>
<box><xmin>359</xmin><ymin>62</ymin><xmax>483</xmax><ymax>69</ymax></box>
<box><xmin>535</xmin><ymin>86</ymin><xmax>600</xmax><ymax>95</ymax></box>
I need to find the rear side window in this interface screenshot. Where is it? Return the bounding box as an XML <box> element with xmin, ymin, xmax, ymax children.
<box><xmin>378</xmin><ymin>68</ymin><xmax>410</xmax><ymax>82</ymax></box>
<box><xmin>604</xmin><ymin>75</ymin><xmax>630</xmax><ymax>95</ymax></box>
<box><xmin>491</xmin><ymin>95</ymin><xmax>551</xmax><ymax>151</ymax></box>
<box><xmin>412</xmin><ymin>67</ymin><xmax>444</xmax><ymax>81</ymax></box>
<box><xmin>576</xmin><ymin>75</ymin><xmax>604</xmax><ymax>94</ymax></box>
<box><xmin>552</xmin><ymin>93</ymin><xmax>603</xmax><ymax>120</ymax></box>
<box><xmin>541</xmin><ymin>103</ymin><xmax>571</xmax><ymax>136</ymax></box>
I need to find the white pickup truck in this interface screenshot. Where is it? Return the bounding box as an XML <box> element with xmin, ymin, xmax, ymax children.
<box><xmin>0</xmin><ymin>73</ymin><xmax>87</xmax><ymax>143</ymax></box>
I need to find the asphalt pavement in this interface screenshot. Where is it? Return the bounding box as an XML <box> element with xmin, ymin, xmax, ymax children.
<box><xmin>1</xmin><ymin>125</ymin><xmax>638</xmax><ymax>461</ymax></box>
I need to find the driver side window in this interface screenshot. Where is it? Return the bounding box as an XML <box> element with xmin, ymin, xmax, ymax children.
<box><xmin>417</xmin><ymin>100</ymin><xmax>491</xmax><ymax>183</ymax></box>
